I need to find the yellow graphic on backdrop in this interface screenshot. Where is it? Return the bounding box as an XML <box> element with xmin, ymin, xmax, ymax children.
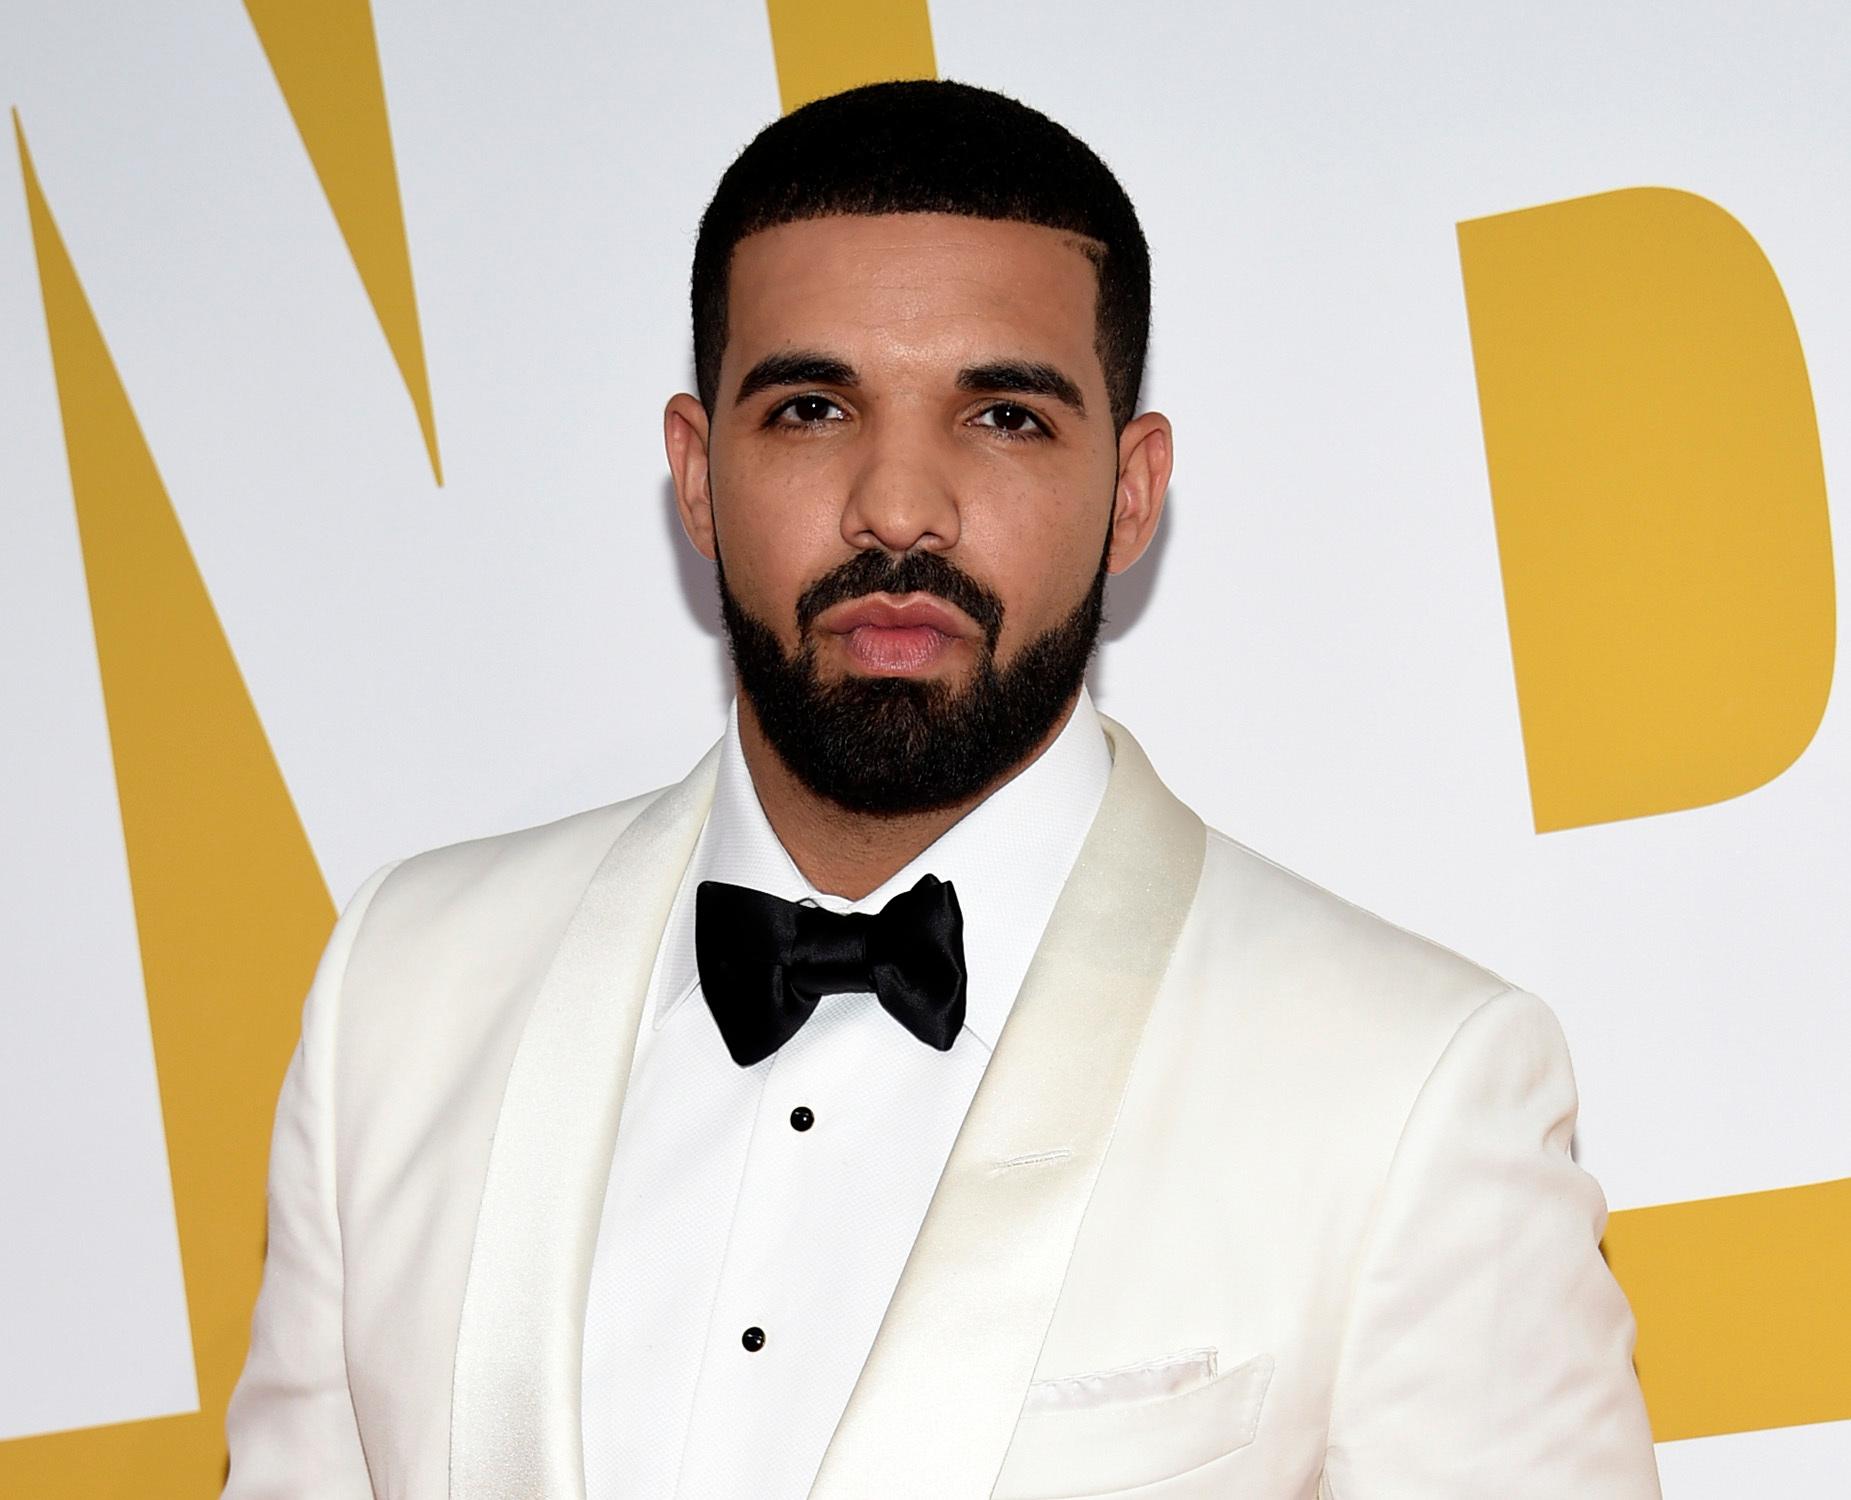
<box><xmin>3</xmin><ymin>118</ymin><xmax>334</xmax><ymax>1494</ymax></box>
<box><xmin>1605</xmin><ymin>1178</ymin><xmax>1851</xmax><ymax>1441</ymax></box>
<box><xmin>1459</xmin><ymin>187</ymin><xmax>1835</xmax><ymax>835</ymax></box>
<box><xmin>766</xmin><ymin>0</ymin><xmax>937</xmax><ymax>114</ymax></box>
<box><xmin>245</xmin><ymin>0</ymin><xmax>443</xmax><ymax>483</ymax></box>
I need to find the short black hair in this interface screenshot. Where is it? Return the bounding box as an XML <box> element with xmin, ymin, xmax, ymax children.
<box><xmin>691</xmin><ymin>79</ymin><xmax>1150</xmax><ymax>431</ymax></box>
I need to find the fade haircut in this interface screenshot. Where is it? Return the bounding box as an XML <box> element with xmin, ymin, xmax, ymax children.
<box><xmin>691</xmin><ymin>79</ymin><xmax>1151</xmax><ymax>432</ymax></box>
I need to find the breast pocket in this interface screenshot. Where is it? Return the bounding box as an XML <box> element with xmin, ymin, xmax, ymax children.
<box><xmin>992</xmin><ymin>1350</ymin><xmax>1274</xmax><ymax>1500</ymax></box>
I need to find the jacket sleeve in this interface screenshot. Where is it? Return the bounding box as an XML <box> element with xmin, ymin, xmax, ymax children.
<box><xmin>1319</xmin><ymin>987</ymin><xmax>1662</xmax><ymax>1500</ymax></box>
<box><xmin>223</xmin><ymin>860</ymin><xmax>401</xmax><ymax>1499</ymax></box>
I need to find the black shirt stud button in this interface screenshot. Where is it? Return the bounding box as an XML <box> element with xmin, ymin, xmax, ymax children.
<box><xmin>790</xmin><ymin>1106</ymin><xmax>814</xmax><ymax>1132</ymax></box>
<box><xmin>742</xmin><ymin>1326</ymin><xmax>766</xmax><ymax>1352</ymax></box>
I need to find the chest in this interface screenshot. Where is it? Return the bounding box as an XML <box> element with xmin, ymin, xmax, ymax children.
<box><xmin>580</xmin><ymin>988</ymin><xmax>997</xmax><ymax>1495</ymax></box>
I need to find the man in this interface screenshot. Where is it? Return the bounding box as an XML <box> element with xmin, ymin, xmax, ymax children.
<box><xmin>225</xmin><ymin>80</ymin><xmax>1661</xmax><ymax>1498</ymax></box>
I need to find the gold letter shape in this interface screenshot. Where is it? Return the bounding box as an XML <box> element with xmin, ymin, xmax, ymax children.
<box><xmin>765</xmin><ymin>0</ymin><xmax>937</xmax><ymax>114</ymax></box>
<box><xmin>1605</xmin><ymin>1178</ymin><xmax>1851</xmax><ymax>1440</ymax></box>
<box><xmin>245</xmin><ymin>0</ymin><xmax>442</xmax><ymax>484</ymax></box>
<box><xmin>1459</xmin><ymin>187</ymin><xmax>1833</xmax><ymax>835</ymax></box>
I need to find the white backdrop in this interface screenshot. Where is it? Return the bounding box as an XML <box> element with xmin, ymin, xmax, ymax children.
<box><xmin>1</xmin><ymin>0</ymin><xmax>1845</xmax><ymax>1490</ymax></box>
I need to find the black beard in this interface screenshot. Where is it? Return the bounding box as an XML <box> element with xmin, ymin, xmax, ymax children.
<box><xmin>718</xmin><ymin>546</ymin><xmax>1107</xmax><ymax>816</ymax></box>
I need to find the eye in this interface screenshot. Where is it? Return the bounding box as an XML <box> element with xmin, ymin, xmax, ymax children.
<box><xmin>768</xmin><ymin>393</ymin><xmax>848</xmax><ymax>427</ymax></box>
<box><xmin>971</xmin><ymin>402</ymin><xmax>1049</xmax><ymax>439</ymax></box>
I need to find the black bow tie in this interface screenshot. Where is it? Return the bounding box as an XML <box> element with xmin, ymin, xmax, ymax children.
<box><xmin>693</xmin><ymin>874</ymin><xmax>967</xmax><ymax>1067</ymax></box>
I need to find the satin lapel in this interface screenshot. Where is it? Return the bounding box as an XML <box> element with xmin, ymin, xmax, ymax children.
<box><xmin>810</xmin><ymin>717</ymin><xmax>1208</xmax><ymax>1500</ymax></box>
<box><xmin>450</xmin><ymin>743</ymin><xmax>720</xmax><ymax>1499</ymax></box>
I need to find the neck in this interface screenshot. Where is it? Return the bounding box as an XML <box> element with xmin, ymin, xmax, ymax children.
<box><xmin>736</xmin><ymin>691</ymin><xmax>1082</xmax><ymax>901</ymax></box>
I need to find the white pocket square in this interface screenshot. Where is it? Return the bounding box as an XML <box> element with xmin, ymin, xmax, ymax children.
<box><xmin>996</xmin><ymin>1350</ymin><xmax>1274</xmax><ymax>1499</ymax></box>
<box><xmin>1022</xmin><ymin>1346</ymin><xmax>1220</xmax><ymax>1413</ymax></box>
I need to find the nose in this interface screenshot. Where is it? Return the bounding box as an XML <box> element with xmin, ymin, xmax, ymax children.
<box><xmin>838</xmin><ymin>415</ymin><xmax>961</xmax><ymax>556</ymax></box>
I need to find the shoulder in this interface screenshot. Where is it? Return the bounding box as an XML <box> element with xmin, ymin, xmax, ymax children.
<box><xmin>1201</xmin><ymin>826</ymin><xmax>1509</xmax><ymax>995</ymax></box>
<box><xmin>1137</xmin><ymin>824</ymin><xmax>1582</xmax><ymax>1205</ymax></box>
<box><xmin>314</xmin><ymin>783</ymin><xmax>682</xmax><ymax>1126</ymax></box>
<box><xmin>1177</xmin><ymin>823</ymin><xmax>1534</xmax><ymax>1076</ymax></box>
<box><xmin>1096</xmin><ymin>713</ymin><xmax>1529</xmax><ymax>1063</ymax></box>
<box><xmin>345</xmin><ymin>784</ymin><xmax>671</xmax><ymax>976</ymax></box>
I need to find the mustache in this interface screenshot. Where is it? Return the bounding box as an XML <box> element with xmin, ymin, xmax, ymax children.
<box><xmin>795</xmin><ymin>550</ymin><xmax>1005</xmax><ymax>651</ymax></box>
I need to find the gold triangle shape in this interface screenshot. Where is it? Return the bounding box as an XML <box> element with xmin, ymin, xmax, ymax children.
<box><xmin>246</xmin><ymin>0</ymin><xmax>443</xmax><ymax>483</ymax></box>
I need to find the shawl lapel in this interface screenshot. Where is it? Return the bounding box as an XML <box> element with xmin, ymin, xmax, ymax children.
<box><xmin>809</xmin><ymin>716</ymin><xmax>1207</xmax><ymax>1498</ymax></box>
<box><xmin>450</xmin><ymin>743</ymin><xmax>720</xmax><ymax>1497</ymax></box>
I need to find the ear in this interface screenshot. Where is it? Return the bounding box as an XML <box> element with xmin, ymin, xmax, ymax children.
<box><xmin>664</xmin><ymin>392</ymin><xmax>717</xmax><ymax>561</ymax></box>
<box><xmin>1106</xmin><ymin>411</ymin><xmax>1173</xmax><ymax>574</ymax></box>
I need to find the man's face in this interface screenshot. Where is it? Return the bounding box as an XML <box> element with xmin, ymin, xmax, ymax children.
<box><xmin>666</xmin><ymin>212</ymin><xmax>1170</xmax><ymax>812</ymax></box>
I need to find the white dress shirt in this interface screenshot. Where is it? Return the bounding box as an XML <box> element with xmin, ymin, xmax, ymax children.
<box><xmin>579</xmin><ymin>689</ymin><xmax>1112</xmax><ymax>1499</ymax></box>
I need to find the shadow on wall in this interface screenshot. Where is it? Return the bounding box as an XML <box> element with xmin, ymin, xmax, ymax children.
<box><xmin>660</xmin><ymin>474</ymin><xmax>733</xmax><ymax>713</ymax></box>
<box><xmin>658</xmin><ymin>475</ymin><xmax>1179</xmax><ymax>713</ymax></box>
<box><xmin>1094</xmin><ymin>487</ymin><xmax>1174</xmax><ymax>703</ymax></box>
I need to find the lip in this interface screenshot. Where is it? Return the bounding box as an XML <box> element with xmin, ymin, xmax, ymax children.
<box><xmin>814</xmin><ymin>593</ymin><xmax>979</xmax><ymax>639</ymax></box>
<box><xmin>813</xmin><ymin>592</ymin><xmax>979</xmax><ymax>676</ymax></box>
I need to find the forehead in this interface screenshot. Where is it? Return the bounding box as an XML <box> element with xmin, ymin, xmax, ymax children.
<box><xmin>722</xmin><ymin>214</ymin><xmax>1103</xmax><ymax>379</ymax></box>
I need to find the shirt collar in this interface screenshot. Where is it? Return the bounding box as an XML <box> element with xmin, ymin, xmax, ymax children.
<box><xmin>649</xmin><ymin>688</ymin><xmax>1113</xmax><ymax>1055</ymax></box>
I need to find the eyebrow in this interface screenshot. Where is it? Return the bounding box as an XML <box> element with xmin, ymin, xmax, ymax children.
<box><xmin>731</xmin><ymin>350</ymin><xmax>1088</xmax><ymax>418</ymax></box>
<box><xmin>957</xmin><ymin>360</ymin><xmax>1086</xmax><ymax>416</ymax></box>
<box><xmin>734</xmin><ymin>350</ymin><xmax>859</xmax><ymax>405</ymax></box>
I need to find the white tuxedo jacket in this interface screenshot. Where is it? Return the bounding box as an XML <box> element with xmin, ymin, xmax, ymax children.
<box><xmin>224</xmin><ymin>717</ymin><xmax>1661</xmax><ymax>1498</ymax></box>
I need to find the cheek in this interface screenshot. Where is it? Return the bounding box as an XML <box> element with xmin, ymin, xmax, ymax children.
<box><xmin>711</xmin><ymin>459</ymin><xmax>849</xmax><ymax>626</ymax></box>
<box><xmin>964</xmin><ymin>465</ymin><xmax>1111</xmax><ymax>644</ymax></box>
